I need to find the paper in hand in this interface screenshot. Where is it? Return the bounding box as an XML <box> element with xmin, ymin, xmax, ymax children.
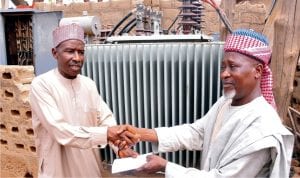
<box><xmin>111</xmin><ymin>153</ymin><xmax>152</xmax><ymax>174</ymax></box>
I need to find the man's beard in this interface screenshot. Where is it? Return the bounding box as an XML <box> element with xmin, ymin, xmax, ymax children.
<box><xmin>224</xmin><ymin>89</ymin><xmax>236</xmax><ymax>100</ymax></box>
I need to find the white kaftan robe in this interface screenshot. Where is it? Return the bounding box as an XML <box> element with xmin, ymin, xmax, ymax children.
<box><xmin>153</xmin><ymin>96</ymin><xmax>294</xmax><ymax>178</ymax></box>
<box><xmin>30</xmin><ymin>68</ymin><xmax>116</xmax><ymax>178</ymax></box>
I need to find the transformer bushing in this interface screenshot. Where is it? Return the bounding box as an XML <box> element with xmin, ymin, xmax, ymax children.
<box><xmin>192</xmin><ymin>1</ymin><xmax>205</xmax><ymax>30</ymax></box>
<box><xmin>143</xmin><ymin>7</ymin><xmax>152</xmax><ymax>35</ymax></box>
<box><xmin>178</xmin><ymin>0</ymin><xmax>204</xmax><ymax>34</ymax></box>
<box><xmin>135</xmin><ymin>2</ymin><xmax>163</xmax><ymax>36</ymax></box>
<box><xmin>136</xmin><ymin>3</ymin><xmax>145</xmax><ymax>36</ymax></box>
<box><xmin>151</xmin><ymin>11</ymin><xmax>162</xmax><ymax>35</ymax></box>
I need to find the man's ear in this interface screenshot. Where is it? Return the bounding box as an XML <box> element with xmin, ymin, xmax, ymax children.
<box><xmin>254</xmin><ymin>63</ymin><xmax>263</xmax><ymax>79</ymax></box>
<box><xmin>52</xmin><ymin>48</ymin><xmax>57</xmax><ymax>60</ymax></box>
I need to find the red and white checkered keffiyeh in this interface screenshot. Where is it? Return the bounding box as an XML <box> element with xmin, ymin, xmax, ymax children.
<box><xmin>224</xmin><ymin>29</ymin><xmax>276</xmax><ymax>109</ymax></box>
<box><xmin>261</xmin><ymin>65</ymin><xmax>277</xmax><ymax>109</ymax></box>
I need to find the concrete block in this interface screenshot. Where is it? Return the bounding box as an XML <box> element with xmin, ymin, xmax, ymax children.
<box><xmin>4</xmin><ymin>135</ymin><xmax>34</xmax><ymax>154</ymax></box>
<box><xmin>20</xmin><ymin>121</ymin><xmax>35</xmax><ymax>140</ymax></box>
<box><xmin>0</xmin><ymin>109</ymin><xmax>8</xmax><ymax>121</ymax></box>
<box><xmin>1</xmin><ymin>131</ymin><xmax>15</xmax><ymax>151</ymax></box>
<box><xmin>1</xmin><ymin>151</ymin><xmax>26</xmax><ymax>169</ymax></box>
<box><xmin>6</xmin><ymin>106</ymin><xmax>31</xmax><ymax>123</ymax></box>
<box><xmin>1</xmin><ymin>86</ymin><xmax>15</xmax><ymax>103</ymax></box>
<box><xmin>0</xmin><ymin>65</ymin><xmax>34</xmax><ymax>87</ymax></box>
<box><xmin>1</xmin><ymin>117</ymin><xmax>35</xmax><ymax>152</ymax></box>
<box><xmin>20</xmin><ymin>107</ymin><xmax>32</xmax><ymax>120</ymax></box>
<box><xmin>0</xmin><ymin>135</ymin><xmax>9</xmax><ymax>151</ymax></box>
<box><xmin>0</xmin><ymin>120</ymin><xmax>8</xmax><ymax>134</ymax></box>
<box><xmin>1</xmin><ymin>84</ymin><xmax>31</xmax><ymax>105</ymax></box>
<box><xmin>0</xmin><ymin>65</ymin><xmax>36</xmax><ymax>178</ymax></box>
<box><xmin>2</xmin><ymin>122</ymin><xmax>22</xmax><ymax>140</ymax></box>
<box><xmin>0</xmin><ymin>152</ymin><xmax>38</xmax><ymax>178</ymax></box>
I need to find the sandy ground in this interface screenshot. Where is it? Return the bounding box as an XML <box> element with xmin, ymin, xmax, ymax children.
<box><xmin>1</xmin><ymin>166</ymin><xmax>164</xmax><ymax>178</ymax></box>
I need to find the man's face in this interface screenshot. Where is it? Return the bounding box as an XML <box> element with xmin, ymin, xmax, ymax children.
<box><xmin>220</xmin><ymin>52</ymin><xmax>262</xmax><ymax>105</ymax></box>
<box><xmin>52</xmin><ymin>39</ymin><xmax>85</xmax><ymax>79</ymax></box>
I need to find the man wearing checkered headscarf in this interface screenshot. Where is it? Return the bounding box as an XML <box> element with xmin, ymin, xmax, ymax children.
<box><xmin>223</xmin><ymin>29</ymin><xmax>276</xmax><ymax>109</ymax></box>
<box><xmin>125</xmin><ymin>29</ymin><xmax>294</xmax><ymax>178</ymax></box>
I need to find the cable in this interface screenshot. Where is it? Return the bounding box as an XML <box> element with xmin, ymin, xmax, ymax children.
<box><xmin>167</xmin><ymin>10</ymin><xmax>182</xmax><ymax>34</ymax></box>
<box><xmin>118</xmin><ymin>18</ymin><xmax>136</xmax><ymax>36</ymax></box>
<box><xmin>202</xmin><ymin>0</ymin><xmax>218</xmax><ymax>9</ymax></box>
<box><xmin>107</xmin><ymin>10</ymin><xmax>134</xmax><ymax>37</ymax></box>
<box><xmin>265</xmin><ymin>0</ymin><xmax>277</xmax><ymax>22</ymax></box>
<box><xmin>104</xmin><ymin>8</ymin><xmax>136</xmax><ymax>43</ymax></box>
<box><xmin>216</xmin><ymin>8</ymin><xmax>233</xmax><ymax>33</ymax></box>
<box><xmin>123</xmin><ymin>21</ymin><xmax>137</xmax><ymax>34</ymax></box>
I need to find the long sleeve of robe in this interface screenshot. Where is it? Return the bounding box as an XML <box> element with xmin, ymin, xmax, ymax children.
<box><xmin>153</xmin><ymin>96</ymin><xmax>294</xmax><ymax>178</ymax></box>
<box><xmin>30</xmin><ymin>69</ymin><xmax>116</xmax><ymax>177</ymax></box>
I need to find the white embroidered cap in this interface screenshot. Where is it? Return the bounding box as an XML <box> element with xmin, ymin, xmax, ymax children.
<box><xmin>52</xmin><ymin>23</ymin><xmax>84</xmax><ymax>48</ymax></box>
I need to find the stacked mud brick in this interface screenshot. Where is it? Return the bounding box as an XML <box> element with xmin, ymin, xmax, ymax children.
<box><xmin>0</xmin><ymin>65</ymin><xmax>38</xmax><ymax>177</ymax></box>
<box><xmin>292</xmin><ymin>61</ymin><xmax>300</xmax><ymax>118</ymax></box>
<box><xmin>291</xmin><ymin>60</ymin><xmax>300</xmax><ymax>177</ymax></box>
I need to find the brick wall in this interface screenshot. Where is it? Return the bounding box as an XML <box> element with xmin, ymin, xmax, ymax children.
<box><xmin>0</xmin><ymin>65</ymin><xmax>38</xmax><ymax>178</ymax></box>
<box><xmin>292</xmin><ymin>61</ymin><xmax>300</xmax><ymax>122</ymax></box>
<box><xmin>232</xmin><ymin>1</ymin><xmax>267</xmax><ymax>32</ymax></box>
<box><xmin>33</xmin><ymin>0</ymin><xmax>268</xmax><ymax>36</ymax></box>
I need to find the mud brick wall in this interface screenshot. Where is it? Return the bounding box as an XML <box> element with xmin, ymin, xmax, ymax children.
<box><xmin>232</xmin><ymin>1</ymin><xmax>267</xmax><ymax>33</ymax></box>
<box><xmin>33</xmin><ymin>0</ymin><xmax>268</xmax><ymax>36</ymax></box>
<box><xmin>292</xmin><ymin>60</ymin><xmax>300</xmax><ymax>124</ymax></box>
<box><xmin>292</xmin><ymin>58</ymin><xmax>300</xmax><ymax>114</ymax></box>
<box><xmin>0</xmin><ymin>65</ymin><xmax>38</xmax><ymax>178</ymax></box>
<box><xmin>33</xmin><ymin>0</ymin><xmax>219</xmax><ymax>35</ymax></box>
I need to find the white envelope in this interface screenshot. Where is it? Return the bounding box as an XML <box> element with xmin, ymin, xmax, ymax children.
<box><xmin>111</xmin><ymin>153</ymin><xmax>152</xmax><ymax>174</ymax></box>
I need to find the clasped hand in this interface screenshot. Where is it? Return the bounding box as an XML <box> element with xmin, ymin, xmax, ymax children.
<box><xmin>108</xmin><ymin>125</ymin><xmax>168</xmax><ymax>173</ymax></box>
<box><xmin>107</xmin><ymin>124</ymin><xmax>140</xmax><ymax>150</ymax></box>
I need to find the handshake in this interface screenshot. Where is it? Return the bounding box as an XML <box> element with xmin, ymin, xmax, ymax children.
<box><xmin>107</xmin><ymin>125</ymin><xmax>142</xmax><ymax>157</ymax></box>
<box><xmin>107</xmin><ymin>125</ymin><xmax>168</xmax><ymax>173</ymax></box>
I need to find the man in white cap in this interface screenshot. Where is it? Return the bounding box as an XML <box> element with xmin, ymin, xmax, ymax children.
<box><xmin>30</xmin><ymin>23</ymin><xmax>138</xmax><ymax>177</ymax></box>
<box><xmin>116</xmin><ymin>29</ymin><xmax>294</xmax><ymax>178</ymax></box>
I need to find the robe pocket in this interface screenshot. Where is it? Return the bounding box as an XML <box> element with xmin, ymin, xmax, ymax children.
<box><xmin>81</xmin><ymin>105</ymin><xmax>99</xmax><ymax>125</ymax></box>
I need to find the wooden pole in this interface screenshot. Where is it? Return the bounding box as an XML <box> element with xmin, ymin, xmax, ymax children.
<box><xmin>264</xmin><ymin>0</ymin><xmax>300</xmax><ymax>125</ymax></box>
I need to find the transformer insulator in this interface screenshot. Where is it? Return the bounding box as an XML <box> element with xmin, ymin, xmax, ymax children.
<box><xmin>177</xmin><ymin>0</ymin><xmax>205</xmax><ymax>34</ymax></box>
